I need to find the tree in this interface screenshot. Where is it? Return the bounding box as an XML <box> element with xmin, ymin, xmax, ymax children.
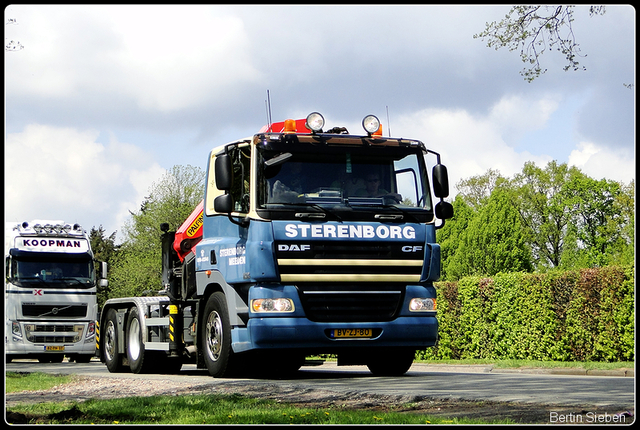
<box><xmin>509</xmin><ymin>161</ymin><xmax>575</xmax><ymax>269</ymax></box>
<box><xmin>456</xmin><ymin>168</ymin><xmax>504</xmax><ymax>210</ymax></box>
<box><xmin>438</xmin><ymin>195</ymin><xmax>475</xmax><ymax>281</ymax></box>
<box><xmin>442</xmin><ymin>162</ymin><xmax>634</xmax><ymax>277</ymax></box>
<box><xmin>108</xmin><ymin>165</ymin><xmax>205</xmax><ymax>299</ymax></box>
<box><xmin>443</xmin><ymin>184</ymin><xmax>532</xmax><ymax>280</ymax></box>
<box><xmin>606</xmin><ymin>180</ymin><xmax>635</xmax><ymax>266</ymax></box>
<box><xmin>474</xmin><ymin>5</ymin><xmax>606</xmax><ymax>82</ymax></box>
<box><xmin>561</xmin><ymin>176</ymin><xmax>634</xmax><ymax>268</ymax></box>
<box><xmin>89</xmin><ymin>226</ymin><xmax>118</xmax><ymax>307</ymax></box>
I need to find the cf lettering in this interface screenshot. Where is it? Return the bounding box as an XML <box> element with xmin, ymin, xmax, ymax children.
<box><xmin>402</xmin><ymin>246</ymin><xmax>423</xmax><ymax>253</ymax></box>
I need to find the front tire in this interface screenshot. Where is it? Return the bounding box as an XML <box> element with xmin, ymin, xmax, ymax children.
<box><xmin>202</xmin><ymin>292</ymin><xmax>234</xmax><ymax>377</ymax></box>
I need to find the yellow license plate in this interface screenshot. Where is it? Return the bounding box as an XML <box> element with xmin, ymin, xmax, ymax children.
<box><xmin>333</xmin><ymin>328</ymin><xmax>372</xmax><ymax>338</ymax></box>
<box><xmin>45</xmin><ymin>346</ymin><xmax>65</xmax><ymax>352</ymax></box>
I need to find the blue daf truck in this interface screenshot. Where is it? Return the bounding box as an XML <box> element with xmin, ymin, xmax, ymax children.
<box><xmin>98</xmin><ymin>112</ymin><xmax>453</xmax><ymax>377</ymax></box>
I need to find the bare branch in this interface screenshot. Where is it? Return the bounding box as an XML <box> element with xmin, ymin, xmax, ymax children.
<box><xmin>474</xmin><ymin>5</ymin><xmax>606</xmax><ymax>82</ymax></box>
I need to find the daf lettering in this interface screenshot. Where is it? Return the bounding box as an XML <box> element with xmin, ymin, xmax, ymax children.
<box><xmin>278</xmin><ymin>244</ymin><xmax>311</xmax><ymax>252</ymax></box>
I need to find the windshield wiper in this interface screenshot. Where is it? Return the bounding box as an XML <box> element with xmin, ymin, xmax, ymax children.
<box><xmin>60</xmin><ymin>277</ymin><xmax>91</xmax><ymax>286</ymax></box>
<box><xmin>270</xmin><ymin>202</ymin><xmax>343</xmax><ymax>222</ymax></box>
<box><xmin>18</xmin><ymin>276</ymin><xmax>52</xmax><ymax>286</ymax></box>
<box><xmin>378</xmin><ymin>204</ymin><xmax>421</xmax><ymax>223</ymax></box>
<box><xmin>298</xmin><ymin>204</ymin><xmax>343</xmax><ymax>222</ymax></box>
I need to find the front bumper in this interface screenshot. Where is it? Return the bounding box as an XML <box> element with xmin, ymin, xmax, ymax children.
<box><xmin>232</xmin><ymin>315</ymin><xmax>437</xmax><ymax>352</ymax></box>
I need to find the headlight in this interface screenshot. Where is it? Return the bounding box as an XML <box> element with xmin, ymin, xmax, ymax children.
<box><xmin>306</xmin><ymin>112</ymin><xmax>325</xmax><ymax>133</ymax></box>
<box><xmin>362</xmin><ymin>114</ymin><xmax>381</xmax><ymax>135</ymax></box>
<box><xmin>12</xmin><ymin>322</ymin><xmax>22</xmax><ymax>337</ymax></box>
<box><xmin>85</xmin><ymin>322</ymin><xmax>96</xmax><ymax>339</ymax></box>
<box><xmin>409</xmin><ymin>298</ymin><xmax>436</xmax><ymax>312</ymax></box>
<box><xmin>251</xmin><ymin>298</ymin><xmax>295</xmax><ymax>313</ymax></box>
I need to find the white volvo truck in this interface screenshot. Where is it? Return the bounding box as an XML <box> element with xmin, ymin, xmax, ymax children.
<box><xmin>5</xmin><ymin>220</ymin><xmax>107</xmax><ymax>363</ymax></box>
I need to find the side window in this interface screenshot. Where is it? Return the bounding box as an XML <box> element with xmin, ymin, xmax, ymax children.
<box><xmin>229</xmin><ymin>146</ymin><xmax>251</xmax><ymax>213</ymax></box>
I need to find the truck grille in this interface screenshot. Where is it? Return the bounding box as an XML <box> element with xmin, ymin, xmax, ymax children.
<box><xmin>276</xmin><ymin>241</ymin><xmax>424</xmax><ymax>283</ymax></box>
<box><xmin>275</xmin><ymin>241</ymin><xmax>423</xmax><ymax>322</ymax></box>
<box><xmin>26</xmin><ymin>325</ymin><xmax>82</xmax><ymax>343</ymax></box>
<box><xmin>297</xmin><ymin>283</ymin><xmax>404</xmax><ymax>322</ymax></box>
<box><xmin>22</xmin><ymin>304</ymin><xmax>87</xmax><ymax>318</ymax></box>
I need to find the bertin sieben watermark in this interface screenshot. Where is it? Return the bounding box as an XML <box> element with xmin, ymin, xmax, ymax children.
<box><xmin>549</xmin><ymin>411</ymin><xmax>631</xmax><ymax>424</ymax></box>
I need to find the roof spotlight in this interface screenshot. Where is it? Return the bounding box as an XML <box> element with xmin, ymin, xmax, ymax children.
<box><xmin>306</xmin><ymin>112</ymin><xmax>325</xmax><ymax>133</ymax></box>
<box><xmin>362</xmin><ymin>115</ymin><xmax>381</xmax><ymax>136</ymax></box>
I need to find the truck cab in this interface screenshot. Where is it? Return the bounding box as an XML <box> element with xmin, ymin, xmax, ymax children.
<box><xmin>197</xmin><ymin>112</ymin><xmax>452</xmax><ymax>375</ymax></box>
<box><xmin>5</xmin><ymin>221</ymin><xmax>107</xmax><ymax>363</ymax></box>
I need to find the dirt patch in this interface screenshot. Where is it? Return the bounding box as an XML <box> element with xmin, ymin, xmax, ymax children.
<box><xmin>5</xmin><ymin>376</ymin><xmax>634</xmax><ymax>424</ymax></box>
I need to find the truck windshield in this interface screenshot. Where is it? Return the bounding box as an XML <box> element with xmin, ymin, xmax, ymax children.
<box><xmin>9</xmin><ymin>251</ymin><xmax>94</xmax><ymax>288</ymax></box>
<box><xmin>257</xmin><ymin>140</ymin><xmax>434</xmax><ymax>222</ymax></box>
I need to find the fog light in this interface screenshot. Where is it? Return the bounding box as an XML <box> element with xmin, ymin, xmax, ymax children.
<box><xmin>306</xmin><ymin>112</ymin><xmax>324</xmax><ymax>133</ymax></box>
<box><xmin>362</xmin><ymin>114</ymin><xmax>381</xmax><ymax>135</ymax></box>
<box><xmin>251</xmin><ymin>298</ymin><xmax>295</xmax><ymax>313</ymax></box>
<box><xmin>409</xmin><ymin>298</ymin><xmax>436</xmax><ymax>312</ymax></box>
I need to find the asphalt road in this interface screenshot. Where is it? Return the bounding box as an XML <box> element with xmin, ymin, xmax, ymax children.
<box><xmin>5</xmin><ymin>359</ymin><xmax>635</xmax><ymax>410</ymax></box>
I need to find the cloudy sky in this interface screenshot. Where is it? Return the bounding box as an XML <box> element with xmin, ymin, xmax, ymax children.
<box><xmin>4</xmin><ymin>5</ymin><xmax>635</xmax><ymax>242</ymax></box>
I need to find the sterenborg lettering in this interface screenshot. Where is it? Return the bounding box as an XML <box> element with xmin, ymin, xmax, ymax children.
<box><xmin>284</xmin><ymin>224</ymin><xmax>416</xmax><ymax>240</ymax></box>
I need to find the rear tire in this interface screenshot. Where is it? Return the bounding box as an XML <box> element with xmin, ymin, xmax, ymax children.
<box><xmin>74</xmin><ymin>355</ymin><xmax>93</xmax><ymax>363</ymax></box>
<box><xmin>202</xmin><ymin>292</ymin><xmax>234</xmax><ymax>377</ymax></box>
<box><xmin>127</xmin><ymin>307</ymin><xmax>155</xmax><ymax>374</ymax></box>
<box><xmin>259</xmin><ymin>351</ymin><xmax>304</xmax><ymax>377</ymax></box>
<box><xmin>103</xmin><ymin>308</ymin><xmax>125</xmax><ymax>373</ymax></box>
<box><xmin>366</xmin><ymin>348</ymin><xmax>415</xmax><ymax>376</ymax></box>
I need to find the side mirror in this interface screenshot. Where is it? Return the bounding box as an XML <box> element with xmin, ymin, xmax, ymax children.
<box><xmin>214</xmin><ymin>194</ymin><xmax>234</xmax><ymax>213</ymax></box>
<box><xmin>435</xmin><ymin>201</ymin><xmax>454</xmax><ymax>220</ymax></box>
<box><xmin>215</xmin><ymin>154</ymin><xmax>233</xmax><ymax>191</ymax></box>
<box><xmin>98</xmin><ymin>261</ymin><xmax>108</xmax><ymax>290</ymax></box>
<box><xmin>100</xmin><ymin>261</ymin><xmax>108</xmax><ymax>278</ymax></box>
<box><xmin>432</xmin><ymin>164</ymin><xmax>449</xmax><ymax>198</ymax></box>
<box><xmin>6</xmin><ymin>256</ymin><xmax>12</xmax><ymax>280</ymax></box>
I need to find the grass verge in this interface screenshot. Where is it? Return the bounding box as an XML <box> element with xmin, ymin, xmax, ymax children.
<box><xmin>6</xmin><ymin>371</ymin><xmax>76</xmax><ymax>393</ymax></box>
<box><xmin>6</xmin><ymin>392</ymin><xmax>504</xmax><ymax>425</ymax></box>
<box><xmin>415</xmin><ymin>358</ymin><xmax>634</xmax><ymax>371</ymax></box>
<box><xmin>5</xmin><ymin>372</ymin><xmax>508</xmax><ymax>424</ymax></box>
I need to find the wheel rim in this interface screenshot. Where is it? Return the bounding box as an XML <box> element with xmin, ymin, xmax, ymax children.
<box><xmin>205</xmin><ymin>310</ymin><xmax>223</xmax><ymax>362</ymax></box>
<box><xmin>104</xmin><ymin>321</ymin><xmax>117</xmax><ymax>362</ymax></box>
<box><xmin>128</xmin><ymin>318</ymin><xmax>141</xmax><ymax>360</ymax></box>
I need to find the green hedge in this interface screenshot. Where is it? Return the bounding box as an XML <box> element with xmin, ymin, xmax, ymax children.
<box><xmin>417</xmin><ymin>266</ymin><xmax>634</xmax><ymax>362</ymax></box>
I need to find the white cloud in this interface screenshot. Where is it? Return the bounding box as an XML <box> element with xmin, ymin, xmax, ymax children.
<box><xmin>489</xmin><ymin>94</ymin><xmax>561</xmax><ymax>141</ymax></box>
<box><xmin>568</xmin><ymin>142</ymin><xmax>635</xmax><ymax>183</ymax></box>
<box><xmin>5</xmin><ymin>5</ymin><xmax>262</xmax><ymax>112</ymax></box>
<box><xmin>4</xmin><ymin>124</ymin><xmax>165</xmax><ymax>241</ymax></box>
<box><xmin>392</xmin><ymin>104</ymin><xmax>552</xmax><ymax>195</ymax></box>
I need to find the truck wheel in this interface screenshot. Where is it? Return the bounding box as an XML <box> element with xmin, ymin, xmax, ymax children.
<box><xmin>103</xmin><ymin>308</ymin><xmax>125</xmax><ymax>373</ymax></box>
<box><xmin>127</xmin><ymin>307</ymin><xmax>154</xmax><ymax>374</ymax></box>
<box><xmin>366</xmin><ymin>348</ymin><xmax>415</xmax><ymax>376</ymax></box>
<box><xmin>202</xmin><ymin>292</ymin><xmax>234</xmax><ymax>377</ymax></box>
<box><xmin>74</xmin><ymin>355</ymin><xmax>92</xmax><ymax>363</ymax></box>
<box><xmin>258</xmin><ymin>352</ymin><xmax>304</xmax><ymax>377</ymax></box>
